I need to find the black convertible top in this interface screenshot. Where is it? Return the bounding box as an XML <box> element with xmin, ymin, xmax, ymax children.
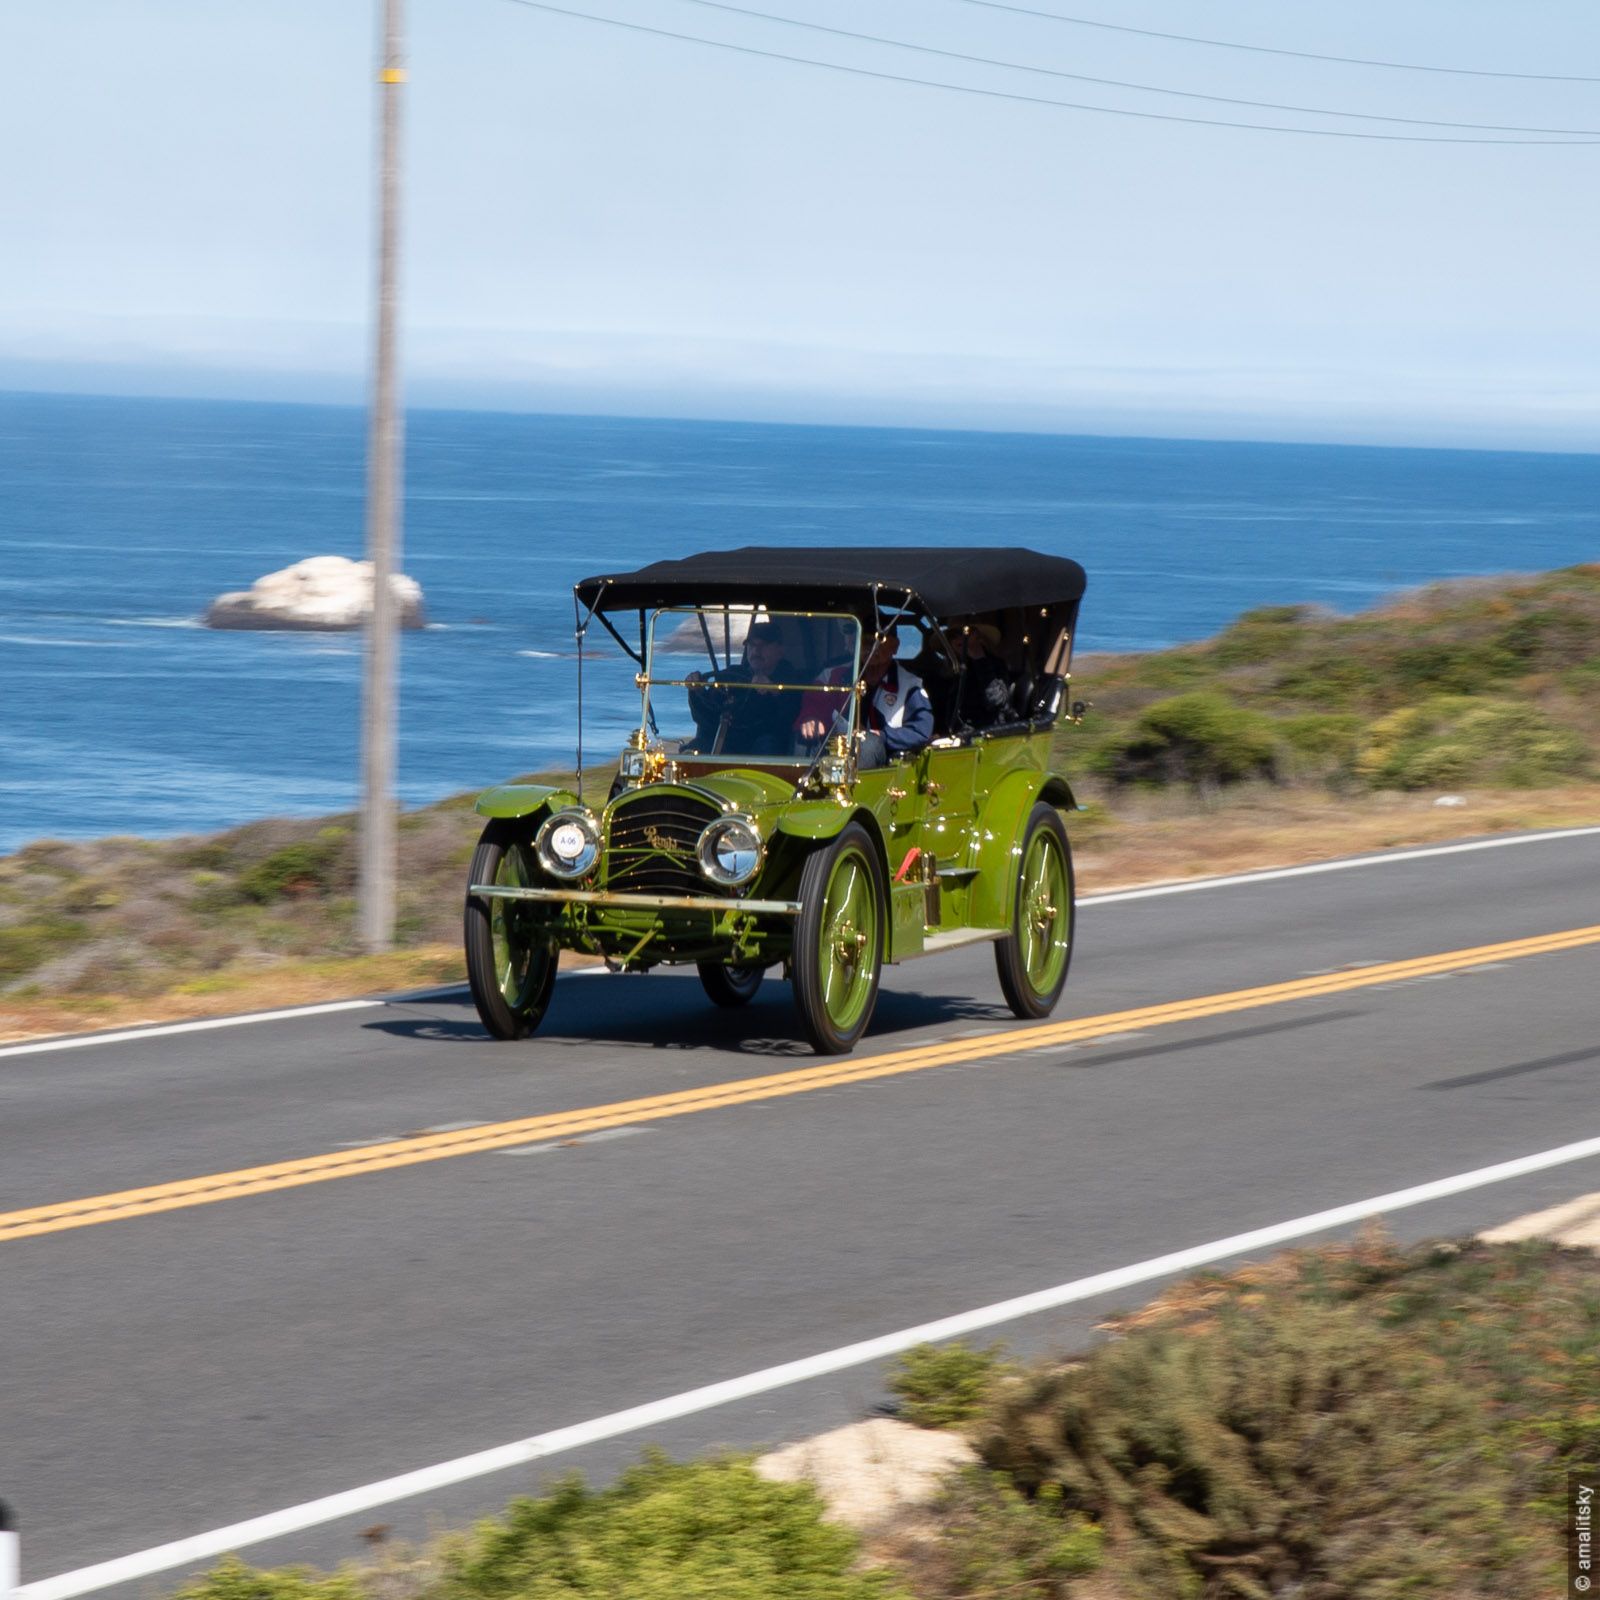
<box><xmin>575</xmin><ymin>546</ymin><xmax>1087</xmax><ymax>620</ymax></box>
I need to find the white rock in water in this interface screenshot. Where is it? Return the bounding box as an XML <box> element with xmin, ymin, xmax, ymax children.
<box><xmin>664</xmin><ymin>607</ymin><xmax>754</xmax><ymax>650</ymax></box>
<box><xmin>204</xmin><ymin>556</ymin><xmax>425</xmax><ymax>632</ymax></box>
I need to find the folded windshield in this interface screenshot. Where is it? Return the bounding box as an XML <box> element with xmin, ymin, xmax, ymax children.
<box><xmin>644</xmin><ymin>607</ymin><xmax>862</xmax><ymax>763</ymax></box>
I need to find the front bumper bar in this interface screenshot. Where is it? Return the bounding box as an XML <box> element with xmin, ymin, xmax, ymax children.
<box><xmin>469</xmin><ymin>884</ymin><xmax>801</xmax><ymax>915</ymax></box>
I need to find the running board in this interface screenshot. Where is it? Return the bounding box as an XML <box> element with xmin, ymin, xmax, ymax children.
<box><xmin>904</xmin><ymin>927</ymin><xmax>1008</xmax><ymax>960</ymax></box>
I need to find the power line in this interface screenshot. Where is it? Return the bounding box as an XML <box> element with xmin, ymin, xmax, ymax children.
<box><xmin>666</xmin><ymin>0</ymin><xmax>1600</xmax><ymax>135</ymax></box>
<box><xmin>946</xmin><ymin>0</ymin><xmax>1600</xmax><ymax>85</ymax></box>
<box><xmin>497</xmin><ymin>0</ymin><xmax>1600</xmax><ymax>143</ymax></box>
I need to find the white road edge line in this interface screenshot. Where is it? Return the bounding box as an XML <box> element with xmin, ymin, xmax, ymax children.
<box><xmin>0</xmin><ymin>1001</ymin><xmax>382</xmax><ymax>1059</ymax></box>
<box><xmin>1076</xmin><ymin>824</ymin><xmax>1600</xmax><ymax>905</ymax></box>
<box><xmin>4</xmin><ymin>824</ymin><xmax>1597</xmax><ymax>1061</ymax></box>
<box><xmin>19</xmin><ymin>1128</ymin><xmax>1600</xmax><ymax>1600</ymax></box>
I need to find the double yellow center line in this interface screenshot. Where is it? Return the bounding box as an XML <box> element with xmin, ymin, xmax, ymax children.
<box><xmin>3</xmin><ymin>923</ymin><xmax>1597</xmax><ymax>1245</ymax></box>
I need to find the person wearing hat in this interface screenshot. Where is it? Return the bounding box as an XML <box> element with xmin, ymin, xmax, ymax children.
<box><xmin>685</xmin><ymin>617</ymin><xmax>801</xmax><ymax>755</ymax></box>
<box><xmin>796</xmin><ymin>622</ymin><xmax>934</xmax><ymax>768</ymax></box>
<box><xmin>955</xmin><ymin>621</ymin><xmax>1016</xmax><ymax>730</ymax></box>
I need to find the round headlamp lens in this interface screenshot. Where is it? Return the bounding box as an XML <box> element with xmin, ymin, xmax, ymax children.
<box><xmin>536</xmin><ymin>811</ymin><xmax>599</xmax><ymax>878</ymax></box>
<box><xmin>698</xmin><ymin>818</ymin><xmax>762</xmax><ymax>886</ymax></box>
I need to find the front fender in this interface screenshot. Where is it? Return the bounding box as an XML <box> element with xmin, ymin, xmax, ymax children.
<box><xmin>774</xmin><ymin>803</ymin><xmax>858</xmax><ymax>842</ymax></box>
<box><xmin>970</xmin><ymin>771</ymin><xmax>1077</xmax><ymax>928</ymax></box>
<box><xmin>473</xmin><ymin>784</ymin><xmax>576</xmax><ymax>821</ymax></box>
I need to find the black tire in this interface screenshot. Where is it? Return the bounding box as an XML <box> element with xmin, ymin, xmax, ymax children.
<box><xmin>995</xmin><ymin>803</ymin><xmax>1075</xmax><ymax>1020</ymax></box>
<box><xmin>698</xmin><ymin>960</ymin><xmax>766</xmax><ymax>1007</ymax></box>
<box><xmin>464</xmin><ymin>819</ymin><xmax>559</xmax><ymax>1040</ymax></box>
<box><xmin>791</xmin><ymin>822</ymin><xmax>886</xmax><ymax>1055</ymax></box>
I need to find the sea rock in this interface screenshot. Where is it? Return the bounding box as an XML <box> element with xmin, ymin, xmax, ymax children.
<box><xmin>204</xmin><ymin>556</ymin><xmax>425</xmax><ymax>632</ymax></box>
<box><xmin>664</xmin><ymin>606</ymin><xmax>754</xmax><ymax>651</ymax></box>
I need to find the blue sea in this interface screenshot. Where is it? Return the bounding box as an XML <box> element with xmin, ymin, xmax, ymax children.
<box><xmin>2</xmin><ymin>389</ymin><xmax>1597</xmax><ymax>853</ymax></box>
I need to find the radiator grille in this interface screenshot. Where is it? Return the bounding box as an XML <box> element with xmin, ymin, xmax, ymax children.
<box><xmin>603</xmin><ymin>789</ymin><xmax>724</xmax><ymax>898</ymax></box>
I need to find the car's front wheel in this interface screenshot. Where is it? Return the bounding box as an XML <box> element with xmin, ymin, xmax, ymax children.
<box><xmin>995</xmin><ymin>802</ymin><xmax>1075</xmax><ymax>1019</ymax></box>
<box><xmin>792</xmin><ymin>823</ymin><xmax>885</xmax><ymax>1054</ymax></box>
<box><xmin>698</xmin><ymin>960</ymin><xmax>765</xmax><ymax>1007</ymax></box>
<box><xmin>464</xmin><ymin>819</ymin><xmax>559</xmax><ymax>1040</ymax></box>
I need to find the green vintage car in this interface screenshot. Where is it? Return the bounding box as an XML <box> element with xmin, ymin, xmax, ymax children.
<box><xmin>463</xmin><ymin>547</ymin><xmax>1087</xmax><ymax>1054</ymax></box>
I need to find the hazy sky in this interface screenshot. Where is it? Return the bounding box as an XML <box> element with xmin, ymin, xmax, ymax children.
<box><xmin>2</xmin><ymin>0</ymin><xmax>1597</xmax><ymax>446</ymax></box>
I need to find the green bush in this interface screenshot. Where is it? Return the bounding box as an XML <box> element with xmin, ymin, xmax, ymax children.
<box><xmin>0</xmin><ymin>915</ymin><xmax>87</xmax><ymax>985</ymax></box>
<box><xmin>1126</xmin><ymin>653</ymin><xmax>1216</xmax><ymax>692</ymax></box>
<box><xmin>1208</xmin><ymin>604</ymin><xmax>1317</xmax><ymax>667</ymax></box>
<box><xmin>1357</xmin><ymin>696</ymin><xmax>1588</xmax><ymax>789</ymax></box>
<box><xmin>433</xmin><ymin>1453</ymin><xmax>901</xmax><ymax>1600</ymax></box>
<box><xmin>238</xmin><ymin>828</ymin><xmax>354</xmax><ymax>904</ymax></box>
<box><xmin>977</xmin><ymin>1297</ymin><xmax>1536</xmax><ymax>1598</ymax></box>
<box><xmin>1276</xmin><ymin>713</ymin><xmax>1364</xmax><ymax>781</ymax></box>
<box><xmin>886</xmin><ymin>1340</ymin><xmax>1013</xmax><ymax>1429</ymax></box>
<box><xmin>932</xmin><ymin>1469</ymin><xmax>1103</xmax><ymax>1598</ymax></box>
<box><xmin>1266</xmin><ymin>651</ymin><xmax>1388</xmax><ymax>710</ymax></box>
<box><xmin>173</xmin><ymin>1556</ymin><xmax>365</xmax><ymax>1600</ymax></box>
<box><xmin>1100</xmin><ymin>693</ymin><xmax>1280</xmax><ymax>788</ymax></box>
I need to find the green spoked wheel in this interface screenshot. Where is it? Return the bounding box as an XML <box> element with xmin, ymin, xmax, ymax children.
<box><xmin>995</xmin><ymin>802</ymin><xmax>1075</xmax><ymax>1020</ymax></box>
<box><xmin>792</xmin><ymin>823</ymin><xmax>885</xmax><ymax>1054</ymax></box>
<box><xmin>464</xmin><ymin>819</ymin><xmax>559</xmax><ymax>1041</ymax></box>
<box><xmin>698</xmin><ymin>960</ymin><xmax>766</xmax><ymax>1008</ymax></box>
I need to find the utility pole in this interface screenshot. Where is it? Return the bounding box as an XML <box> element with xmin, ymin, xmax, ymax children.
<box><xmin>359</xmin><ymin>0</ymin><xmax>405</xmax><ymax>952</ymax></box>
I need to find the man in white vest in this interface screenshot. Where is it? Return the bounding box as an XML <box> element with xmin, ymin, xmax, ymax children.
<box><xmin>798</xmin><ymin>623</ymin><xmax>934</xmax><ymax>768</ymax></box>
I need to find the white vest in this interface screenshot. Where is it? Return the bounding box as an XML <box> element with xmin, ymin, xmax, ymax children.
<box><xmin>870</xmin><ymin>665</ymin><xmax>924</xmax><ymax>732</ymax></box>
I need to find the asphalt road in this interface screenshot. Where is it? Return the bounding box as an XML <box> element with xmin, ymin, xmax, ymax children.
<box><xmin>3</xmin><ymin>827</ymin><xmax>1600</xmax><ymax>1589</ymax></box>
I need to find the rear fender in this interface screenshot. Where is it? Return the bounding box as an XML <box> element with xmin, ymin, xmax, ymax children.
<box><xmin>970</xmin><ymin>772</ymin><xmax>1076</xmax><ymax>928</ymax></box>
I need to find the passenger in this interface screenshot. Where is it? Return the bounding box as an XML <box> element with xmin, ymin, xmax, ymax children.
<box><xmin>797</xmin><ymin>623</ymin><xmax>934</xmax><ymax>768</ymax></box>
<box><xmin>954</xmin><ymin>623</ymin><xmax>1016</xmax><ymax>729</ymax></box>
<box><xmin>685</xmin><ymin>618</ymin><xmax>800</xmax><ymax>755</ymax></box>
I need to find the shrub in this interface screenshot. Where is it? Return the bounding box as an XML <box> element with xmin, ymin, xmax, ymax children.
<box><xmin>886</xmin><ymin>1340</ymin><xmax>1013</xmax><ymax>1429</ymax></box>
<box><xmin>433</xmin><ymin>1453</ymin><xmax>901</xmax><ymax>1600</ymax></box>
<box><xmin>1209</xmin><ymin>604</ymin><xmax>1317</xmax><ymax>667</ymax></box>
<box><xmin>1101</xmin><ymin>693</ymin><xmax>1280</xmax><ymax>788</ymax></box>
<box><xmin>1357</xmin><ymin>696</ymin><xmax>1588</xmax><ymax>789</ymax></box>
<box><xmin>173</xmin><ymin>1556</ymin><xmax>366</xmax><ymax>1600</ymax></box>
<box><xmin>1266</xmin><ymin>652</ymin><xmax>1389</xmax><ymax>710</ymax></box>
<box><xmin>976</xmin><ymin>1296</ymin><xmax>1537</xmax><ymax>1598</ymax></box>
<box><xmin>931</xmin><ymin>1469</ymin><xmax>1103</xmax><ymax>1598</ymax></box>
<box><xmin>0</xmin><ymin>915</ymin><xmax>87</xmax><ymax>985</ymax></box>
<box><xmin>1127</xmin><ymin>652</ymin><xmax>1216</xmax><ymax>692</ymax></box>
<box><xmin>1276</xmin><ymin>713</ymin><xmax>1364</xmax><ymax>781</ymax></box>
<box><xmin>238</xmin><ymin>828</ymin><xmax>354</xmax><ymax>904</ymax></box>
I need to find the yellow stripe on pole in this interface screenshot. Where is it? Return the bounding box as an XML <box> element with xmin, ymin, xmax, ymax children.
<box><xmin>380</xmin><ymin>67</ymin><xmax>406</xmax><ymax>83</ymax></box>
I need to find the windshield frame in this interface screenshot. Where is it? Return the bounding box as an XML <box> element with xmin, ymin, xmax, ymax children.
<box><xmin>640</xmin><ymin>605</ymin><xmax>864</xmax><ymax>767</ymax></box>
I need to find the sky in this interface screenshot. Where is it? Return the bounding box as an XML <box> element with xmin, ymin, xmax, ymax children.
<box><xmin>1</xmin><ymin>0</ymin><xmax>1597</xmax><ymax>448</ymax></box>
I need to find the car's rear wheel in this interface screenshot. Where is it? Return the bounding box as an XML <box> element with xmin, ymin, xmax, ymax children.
<box><xmin>995</xmin><ymin>803</ymin><xmax>1075</xmax><ymax>1019</ymax></box>
<box><xmin>465</xmin><ymin>819</ymin><xmax>559</xmax><ymax>1040</ymax></box>
<box><xmin>698</xmin><ymin>960</ymin><xmax>765</xmax><ymax>1007</ymax></box>
<box><xmin>792</xmin><ymin>823</ymin><xmax>885</xmax><ymax>1054</ymax></box>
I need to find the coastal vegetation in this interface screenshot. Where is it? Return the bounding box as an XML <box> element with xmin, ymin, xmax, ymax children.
<box><xmin>1069</xmin><ymin>562</ymin><xmax>1600</xmax><ymax>792</ymax></box>
<box><xmin>3</xmin><ymin>566</ymin><xmax>1598</xmax><ymax>1039</ymax></box>
<box><xmin>164</xmin><ymin>1232</ymin><xmax>1588</xmax><ymax>1599</ymax></box>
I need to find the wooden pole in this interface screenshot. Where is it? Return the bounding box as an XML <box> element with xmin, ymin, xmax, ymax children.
<box><xmin>359</xmin><ymin>0</ymin><xmax>405</xmax><ymax>952</ymax></box>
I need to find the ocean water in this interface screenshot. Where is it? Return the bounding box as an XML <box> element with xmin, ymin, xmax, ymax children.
<box><xmin>2</xmin><ymin>390</ymin><xmax>1597</xmax><ymax>852</ymax></box>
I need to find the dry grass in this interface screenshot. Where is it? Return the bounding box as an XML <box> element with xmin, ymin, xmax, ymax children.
<box><xmin>1066</xmin><ymin>781</ymin><xmax>1600</xmax><ymax>892</ymax></box>
<box><xmin>0</xmin><ymin>946</ymin><xmax>600</xmax><ymax>1045</ymax></box>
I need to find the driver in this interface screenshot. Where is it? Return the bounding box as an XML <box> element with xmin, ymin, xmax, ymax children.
<box><xmin>685</xmin><ymin>618</ymin><xmax>800</xmax><ymax>755</ymax></box>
